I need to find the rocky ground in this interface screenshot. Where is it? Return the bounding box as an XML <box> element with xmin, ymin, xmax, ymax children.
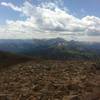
<box><xmin>0</xmin><ymin>60</ymin><xmax>100</xmax><ymax>100</ymax></box>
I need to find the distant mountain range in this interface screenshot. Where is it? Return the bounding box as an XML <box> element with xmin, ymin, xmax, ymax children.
<box><xmin>0</xmin><ymin>38</ymin><xmax>100</xmax><ymax>60</ymax></box>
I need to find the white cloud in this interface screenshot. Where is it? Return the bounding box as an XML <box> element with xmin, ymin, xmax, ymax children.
<box><xmin>0</xmin><ymin>1</ymin><xmax>100</xmax><ymax>41</ymax></box>
<box><xmin>82</xmin><ymin>16</ymin><xmax>100</xmax><ymax>35</ymax></box>
<box><xmin>1</xmin><ymin>2</ymin><xmax>21</xmax><ymax>12</ymax></box>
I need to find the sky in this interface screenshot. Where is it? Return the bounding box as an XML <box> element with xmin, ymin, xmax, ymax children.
<box><xmin>0</xmin><ymin>0</ymin><xmax>100</xmax><ymax>42</ymax></box>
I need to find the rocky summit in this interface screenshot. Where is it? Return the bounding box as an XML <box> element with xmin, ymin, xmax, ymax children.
<box><xmin>0</xmin><ymin>59</ymin><xmax>100</xmax><ymax>100</ymax></box>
